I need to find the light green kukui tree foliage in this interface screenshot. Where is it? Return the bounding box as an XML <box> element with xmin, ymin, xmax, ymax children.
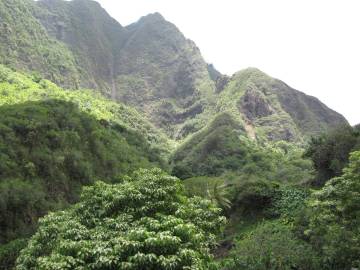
<box><xmin>16</xmin><ymin>169</ymin><xmax>226</xmax><ymax>270</ymax></box>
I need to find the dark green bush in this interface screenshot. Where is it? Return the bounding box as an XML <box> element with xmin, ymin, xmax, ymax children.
<box><xmin>0</xmin><ymin>239</ymin><xmax>27</xmax><ymax>270</ymax></box>
<box><xmin>306</xmin><ymin>151</ymin><xmax>360</xmax><ymax>269</ymax></box>
<box><xmin>222</xmin><ymin>221</ymin><xmax>320</xmax><ymax>270</ymax></box>
<box><xmin>232</xmin><ymin>179</ymin><xmax>279</xmax><ymax>215</ymax></box>
<box><xmin>305</xmin><ymin>125</ymin><xmax>360</xmax><ymax>186</ymax></box>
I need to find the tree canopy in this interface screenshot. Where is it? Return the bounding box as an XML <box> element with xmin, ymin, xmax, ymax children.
<box><xmin>16</xmin><ymin>169</ymin><xmax>226</xmax><ymax>270</ymax></box>
<box><xmin>305</xmin><ymin>125</ymin><xmax>360</xmax><ymax>186</ymax></box>
<box><xmin>307</xmin><ymin>151</ymin><xmax>360</xmax><ymax>269</ymax></box>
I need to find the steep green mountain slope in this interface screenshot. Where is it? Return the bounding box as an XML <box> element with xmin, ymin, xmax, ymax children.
<box><xmin>0</xmin><ymin>64</ymin><xmax>171</xmax><ymax>157</ymax></box>
<box><xmin>171</xmin><ymin>113</ymin><xmax>247</xmax><ymax>178</ymax></box>
<box><xmin>0</xmin><ymin>1</ymin><xmax>357</xmax><ymax>269</ymax></box>
<box><xmin>35</xmin><ymin>0</ymin><xmax>128</xmax><ymax>92</ymax></box>
<box><xmin>0</xmin><ymin>65</ymin><xmax>170</xmax><ymax>245</ymax></box>
<box><xmin>170</xmin><ymin>69</ymin><xmax>346</xmax><ymax>180</ymax></box>
<box><xmin>115</xmin><ymin>13</ymin><xmax>216</xmax><ymax>138</ymax></box>
<box><xmin>0</xmin><ymin>100</ymin><xmax>154</xmax><ymax>243</ymax></box>
<box><xmin>35</xmin><ymin>1</ymin><xmax>216</xmax><ymax>138</ymax></box>
<box><xmin>0</xmin><ymin>0</ymin><xmax>347</xmax><ymax>142</ymax></box>
<box><xmin>0</xmin><ymin>0</ymin><xmax>80</xmax><ymax>87</ymax></box>
<box><xmin>171</xmin><ymin>112</ymin><xmax>313</xmax><ymax>182</ymax></box>
<box><xmin>215</xmin><ymin>68</ymin><xmax>348</xmax><ymax>142</ymax></box>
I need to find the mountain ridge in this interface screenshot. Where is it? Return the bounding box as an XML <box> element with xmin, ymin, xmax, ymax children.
<box><xmin>216</xmin><ymin>67</ymin><xmax>348</xmax><ymax>141</ymax></box>
<box><xmin>0</xmin><ymin>0</ymin><xmax>349</xmax><ymax>142</ymax></box>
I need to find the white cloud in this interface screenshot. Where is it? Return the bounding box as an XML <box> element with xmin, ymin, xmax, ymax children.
<box><xmin>97</xmin><ymin>0</ymin><xmax>360</xmax><ymax>125</ymax></box>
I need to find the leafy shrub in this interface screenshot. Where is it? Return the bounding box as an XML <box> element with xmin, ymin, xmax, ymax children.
<box><xmin>268</xmin><ymin>186</ymin><xmax>308</xmax><ymax>222</ymax></box>
<box><xmin>222</xmin><ymin>221</ymin><xmax>320</xmax><ymax>270</ymax></box>
<box><xmin>0</xmin><ymin>239</ymin><xmax>27</xmax><ymax>270</ymax></box>
<box><xmin>233</xmin><ymin>179</ymin><xmax>279</xmax><ymax>215</ymax></box>
<box><xmin>16</xmin><ymin>169</ymin><xmax>226</xmax><ymax>270</ymax></box>
<box><xmin>305</xmin><ymin>125</ymin><xmax>360</xmax><ymax>186</ymax></box>
<box><xmin>306</xmin><ymin>151</ymin><xmax>360</xmax><ymax>269</ymax></box>
<box><xmin>184</xmin><ymin>174</ymin><xmax>308</xmax><ymax>218</ymax></box>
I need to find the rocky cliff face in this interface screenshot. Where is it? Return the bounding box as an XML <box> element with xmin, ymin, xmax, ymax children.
<box><xmin>35</xmin><ymin>2</ymin><xmax>216</xmax><ymax>138</ymax></box>
<box><xmin>35</xmin><ymin>0</ymin><xmax>128</xmax><ymax>92</ymax></box>
<box><xmin>272</xmin><ymin>79</ymin><xmax>347</xmax><ymax>137</ymax></box>
<box><xmin>215</xmin><ymin>68</ymin><xmax>347</xmax><ymax>141</ymax></box>
<box><xmin>0</xmin><ymin>0</ymin><xmax>348</xmax><ymax>142</ymax></box>
<box><xmin>114</xmin><ymin>12</ymin><xmax>216</xmax><ymax>138</ymax></box>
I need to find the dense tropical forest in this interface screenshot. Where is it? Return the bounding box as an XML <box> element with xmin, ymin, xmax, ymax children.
<box><xmin>0</xmin><ymin>0</ymin><xmax>359</xmax><ymax>269</ymax></box>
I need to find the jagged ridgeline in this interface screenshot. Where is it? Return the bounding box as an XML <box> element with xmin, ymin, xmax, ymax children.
<box><xmin>0</xmin><ymin>0</ymin><xmax>216</xmax><ymax>139</ymax></box>
<box><xmin>0</xmin><ymin>64</ymin><xmax>171</xmax><ymax>245</ymax></box>
<box><xmin>0</xmin><ymin>0</ymin><xmax>347</xmax><ymax>142</ymax></box>
<box><xmin>214</xmin><ymin>68</ymin><xmax>347</xmax><ymax>142</ymax></box>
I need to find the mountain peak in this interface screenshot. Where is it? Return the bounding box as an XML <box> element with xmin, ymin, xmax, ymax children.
<box><xmin>233</xmin><ymin>67</ymin><xmax>269</xmax><ymax>78</ymax></box>
<box><xmin>137</xmin><ymin>12</ymin><xmax>166</xmax><ymax>24</ymax></box>
<box><xmin>144</xmin><ymin>12</ymin><xmax>165</xmax><ymax>20</ymax></box>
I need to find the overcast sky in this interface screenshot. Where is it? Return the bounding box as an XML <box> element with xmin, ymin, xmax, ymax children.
<box><xmin>97</xmin><ymin>0</ymin><xmax>359</xmax><ymax>125</ymax></box>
